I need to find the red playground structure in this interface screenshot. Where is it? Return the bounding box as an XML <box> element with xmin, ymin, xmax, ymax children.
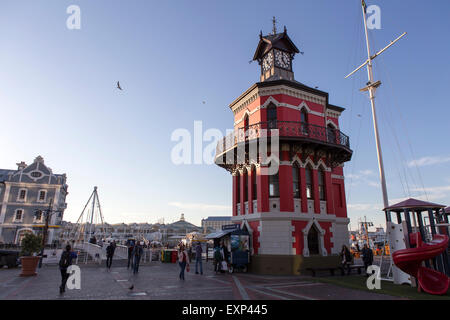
<box><xmin>393</xmin><ymin>233</ymin><xmax>449</xmax><ymax>295</ymax></box>
<box><xmin>384</xmin><ymin>199</ymin><xmax>450</xmax><ymax>295</ymax></box>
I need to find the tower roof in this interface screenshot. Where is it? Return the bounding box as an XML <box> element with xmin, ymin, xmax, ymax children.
<box><xmin>253</xmin><ymin>28</ymin><xmax>300</xmax><ymax>61</ymax></box>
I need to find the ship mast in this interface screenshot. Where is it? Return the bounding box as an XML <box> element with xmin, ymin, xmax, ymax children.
<box><xmin>345</xmin><ymin>1</ymin><xmax>407</xmax><ymax>209</ymax></box>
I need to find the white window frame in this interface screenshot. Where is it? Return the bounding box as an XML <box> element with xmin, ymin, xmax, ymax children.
<box><xmin>37</xmin><ymin>189</ymin><xmax>47</xmax><ymax>203</ymax></box>
<box><xmin>17</xmin><ymin>188</ymin><xmax>28</xmax><ymax>202</ymax></box>
<box><xmin>33</xmin><ymin>210</ymin><xmax>44</xmax><ymax>223</ymax></box>
<box><xmin>13</xmin><ymin>209</ymin><xmax>24</xmax><ymax>222</ymax></box>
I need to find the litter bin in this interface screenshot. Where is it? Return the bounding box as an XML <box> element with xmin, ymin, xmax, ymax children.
<box><xmin>164</xmin><ymin>250</ymin><xmax>172</xmax><ymax>263</ymax></box>
<box><xmin>171</xmin><ymin>250</ymin><xmax>177</xmax><ymax>263</ymax></box>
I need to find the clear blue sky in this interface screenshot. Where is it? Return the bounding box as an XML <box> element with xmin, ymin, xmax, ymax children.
<box><xmin>1</xmin><ymin>1</ymin><xmax>449</xmax><ymax>231</ymax></box>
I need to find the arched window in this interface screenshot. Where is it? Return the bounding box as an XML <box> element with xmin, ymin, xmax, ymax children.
<box><xmin>269</xmin><ymin>173</ymin><xmax>279</xmax><ymax>198</ymax></box>
<box><xmin>252</xmin><ymin>166</ymin><xmax>257</xmax><ymax>201</ymax></box>
<box><xmin>305</xmin><ymin>165</ymin><xmax>314</xmax><ymax>199</ymax></box>
<box><xmin>318</xmin><ymin>169</ymin><xmax>326</xmax><ymax>200</ymax></box>
<box><xmin>300</xmin><ymin>109</ymin><xmax>308</xmax><ymax>135</ymax></box>
<box><xmin>308</xmin><ymin>225</ymin><xmax>320</xmax><ymax>255</ymax></box>
<box><xmin>243</xmin><ymin>169</ymin><xmax>248</xmax><ymax>202</ymax></box>
<box><xmin>267</xmin><ymin>103</ymin><xmax>277</xmax><ymax>130</ymax></box>
<box><xmin>292</xmin><ymin>164</ymin><xmax>300</xmax><ymax>198</ymax></box>
<box><xmin>300</xmin><ymin>109</ymin><xmax>308</xmax><ymax>124</ymax></box>
<box><xmin>327</xmin><ymin>123</ymin><xmax>337</xmax><ymax>144</ymax></box>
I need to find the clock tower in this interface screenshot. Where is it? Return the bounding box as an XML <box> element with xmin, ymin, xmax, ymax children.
<box><xmin>215</xmin><ymin>21</ymin><xmax>353</xmax><ymax>275</ymax></box>
<box><xmin>253</xmin><ymin>24</ymin><xmax>300</xmax><ymax>82</ymax></box>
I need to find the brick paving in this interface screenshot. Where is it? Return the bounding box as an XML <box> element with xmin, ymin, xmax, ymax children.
<box><xmin>0</xmin><ymin>261</ymin><xmax>401</xmax><ymax>300</ymax></box>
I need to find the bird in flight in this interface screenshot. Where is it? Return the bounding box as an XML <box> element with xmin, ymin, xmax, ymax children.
<box><xmin>117</xmin><ymin>81</ymin><xmax>123</xmax><ymax>90</ymax></box>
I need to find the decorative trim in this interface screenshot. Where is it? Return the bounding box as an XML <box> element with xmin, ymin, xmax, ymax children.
<box><xmin>331</xmin><ymin>174</ymin><xmax>344</xmax><ymax>180</ymax></box>
<box><xmin>302</xmin><ymin>218</ymin><xmax>328</xmax><ymax>257</ymax></box>
<box><xmin>326</xmin><ymin>119</ymin><xmax>338</xmax><ymax>129</ymax></box>
<box><xmin>231</xmin><ymin>85</ymin><xmax>326</xmax><ymax>117</ymax></box>
<box><xmin>17</xmin><ymin>188</ymin><xmax>28</xmax><ymax>202</ymax></box>
<box><xmin>13</xmin><ymin>208</ymin><xmax>25</xmax><ymax>222</ymax></box>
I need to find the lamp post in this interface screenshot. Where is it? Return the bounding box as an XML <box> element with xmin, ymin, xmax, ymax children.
<box><xmin>35</xmin><ymin>198</ymin><xmax>61</xmax><ymax>268</ymax></box>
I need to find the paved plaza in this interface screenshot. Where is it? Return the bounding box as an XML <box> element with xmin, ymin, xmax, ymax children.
<box><xmin>0</xmin><ymin>260</ymin><xmax>401</xmax><ymax>300</ymax></box>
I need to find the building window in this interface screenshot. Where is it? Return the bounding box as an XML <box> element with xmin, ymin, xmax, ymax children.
<box><xmin>292</xmin><ymin>165</ymin><xmax>300</xmax><ymax>198</ymax></box>
<box><xmin>301</xmin><ymin>109</ymin><xmax>308</xmax><ymax>123</ymax></box>
<box><xmin>243</xmin><ymin>114</ymin><xmax>249</xmax><ymax>140</ymax></box>
<box><xmin>252</xmin><ymin>166</ymin><xmax>257</xmax><ymax>201</ymax></box>
<box><xmin>14</xmin><ymin>209</ymin><xmax>24</xmax><ymax>222</ymax></box>
<box><xmin>38</xmin><ymin>190</ymin><xmax>47</xmax><ymax>202</ymax></box>
<box><xmin>306</xmin><ymin>166</ymin><xmax>314</xmax><ymax>199</ymax></box>
<box><xmin>18</xmin><ymin>189</ymin><xmax>27</xmax><ymax>201</ymax></box>
<box><xmin>327</xmin><ymin>124</ymin><xmax>337</xmax><ymax>144</ymax></box>
<box><xmin>31</xmin><ymin>171</ymin><xmax>42</xmax><ymax>178</ymax></box>
<box><xmin>308</xmin><ymin>225</ymin><xmax>320</xmax><ymax>255</ymax></box>
<box><xmin>301</xmin><ymin>109</ymin><xmax>309</xmax><ymax>135</ymax></box>
<box><xmin>318</xmin><ymin>169</ymin><xmax>326</xmax><ymax>200</ymax></box>
<box><xmin>269</xmin><ymin>173</ymin><xmax>279</xmax><ymax>198</ymax></box>
<box><xmin>243</xmin><ymin>170</ymin><xmax>248</xmax><ymax>202</ymax></box>
<box><xmin>267</xmin><ymin>103</ymin><xmax>277</xmax><ymax>130</ymax></box>
<box><xmin>34</xmin><ymin>210</ymin><xmax>43</xmax><ymax>222</ymax></box>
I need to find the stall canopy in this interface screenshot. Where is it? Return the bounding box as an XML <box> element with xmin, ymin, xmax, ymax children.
<box><xmin>205</xmin><ymin>229</ymin><xmax>234</xmax><ymax>239</ymax></box>
<box><xmin>383</xmin><ymin>198</ymin><xmax>446</xmax><ymax>212</ymax></box>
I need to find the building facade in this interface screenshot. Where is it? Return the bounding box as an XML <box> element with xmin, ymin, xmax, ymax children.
<box><xmin>215</xmin><ymin>27</ymin><xmax>353</xmax><ymax>274</ymax></box>
<box><xmin>201</xmin><ymin>216</ymin><xmax>232</xmax><ymax>233</ymax></box>
<box><xmin>0</xmin><ymin>156</ymin><xmax>68</xmax><ymax>244</ymax></box>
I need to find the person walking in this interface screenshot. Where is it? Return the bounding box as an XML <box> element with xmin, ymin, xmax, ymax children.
<box><xmin>132</xmin><ymin>241</ymin><xmax>143</xmax><ymax>274</ymax></box>
<box><xmin>127</xmin><ymin>240</ymin><xmax>135</xmax><ymax>270</ymax></box>
<box><xmin>213</xmin><ymin>244</ymin><xmax>222</xmax><ymax>274</ymax></box>
<box><xmin>361</xmin><ymin>244</ymin><xmax>374</xmax><ymax>276</ymax></box>
<box><xmin>106</xmin><ymin>241</ymin><xmax>115</xmax><ymax>269</ymax></box>
<box><xmin>220</xmin><ymin>242</ymin><xmax>229</xmax><ymax>273</ymax></box>
<box><xmin>194</xmin><ymin>242</ymin><xmax>203</xmax><ymax>275</ymax></box>
<box><xmin>178</xmin><ymin>243</ymin><xmax>190</xmax><ymax>280</ymax></box>
<box><xmin>340</xmin><ymin>245</ymin><xmax>353</xmax><ymax>274</ymax></box>
<box><xmin>58</xmin><ymin>244</ymin><xmax>77</xmax><ymax>294</ymax></box>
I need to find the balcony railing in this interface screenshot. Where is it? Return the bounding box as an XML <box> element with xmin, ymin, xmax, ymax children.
<box><xmin>216</xmin><ymin>121</ymin><xmax>350</xmax><ymax>155</ymax></box>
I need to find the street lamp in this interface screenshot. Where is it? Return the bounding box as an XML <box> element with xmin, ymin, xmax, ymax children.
<box><xmin>34</xmin><ymin>197</ymin><xmax>62</xmax><ymax>268</ymax></box>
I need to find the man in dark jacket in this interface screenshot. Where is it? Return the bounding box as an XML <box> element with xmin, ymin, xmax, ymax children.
<box><xmin>59</xmin><ymin>244</ymin><xmax>77</xmax><ymax>294</ymax></box>
<box><xmin>132</xmin><ymin>242</ymin><xmax>143</xmax><ymax>274</ymax></box>
<box><xmin>361</xmin><ymin>244</ymin><xmax>374</xmax><ymax>275</ymax></box>
<box><xmin>127</xmin><ymin>240</ymin><xmax>135</xmax><ymax>269</ymax></box>
<box><xmin>106</xmin><ymin>241</ymin><xmax>116</xmax><ymax>269</ymax></box>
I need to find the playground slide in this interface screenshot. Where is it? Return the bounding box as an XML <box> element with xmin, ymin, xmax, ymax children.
<box><xmin>392</xmin><ymin>234</ymin><xmax>449</xmax><ymax>295</ymax></box>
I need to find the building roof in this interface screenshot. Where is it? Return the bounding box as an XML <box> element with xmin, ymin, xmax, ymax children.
<box><xmin>0</xmin><ymin>169</ymin><xmax>15</xmax><ymax>182</ymax></box>
<box><xmin>202</xmin><ymin>216</ymin><xmax>232</xmax><ymax>222</ymax></box>
<box><xmin>164</xmin><ymin>219</ymin><xmax>201</xmax><ymax>230</ymax></box>
<box><xmin>384</xmin><ymin>198</ymin><xmax>446</xmax><ymax>211</ymax></box>
<box><xmin>253</xmin><ymin>29</ymin><xmax>300</xmax><ymax>61</ymax></box>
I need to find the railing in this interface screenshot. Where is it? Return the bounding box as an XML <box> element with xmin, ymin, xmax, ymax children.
<box><xmin>216</xmin><ymin>121</ymin><xmax>350</xmax><ymax>155</ymax></box>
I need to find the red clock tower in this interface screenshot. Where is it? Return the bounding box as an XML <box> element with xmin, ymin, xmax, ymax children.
<box><xmin>215</xmin><ymin>25</ymin><xmax>353</xmax><ymax>274</ymax></box>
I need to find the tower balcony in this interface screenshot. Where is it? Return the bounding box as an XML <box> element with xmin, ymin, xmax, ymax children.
<box><xmin>215</xmin><ymin>121</ymin><xmax>352</xmax><ymax>168</ymax></box>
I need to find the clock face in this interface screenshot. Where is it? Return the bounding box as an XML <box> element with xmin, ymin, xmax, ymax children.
<box><xmin>262</xmin><ymin>51</ymin><xmax>273</xmax><ymax>72</ymax></box>
<box><xmin>275</xmin><ymin>50</ymin><xmax>291</xmax><ymax>69</ymax></box>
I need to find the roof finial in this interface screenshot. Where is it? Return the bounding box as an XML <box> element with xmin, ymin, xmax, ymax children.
<box><xmin>272</xmin><ymin>16</ymin><xmax>277</xmax><ymax>35</ymax></box>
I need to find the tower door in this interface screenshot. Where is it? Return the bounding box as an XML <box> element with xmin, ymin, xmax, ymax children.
<box><xmin>307</xmin><ymin>225</ymin><xmax>320</xmax><ymax>255</ymax></box>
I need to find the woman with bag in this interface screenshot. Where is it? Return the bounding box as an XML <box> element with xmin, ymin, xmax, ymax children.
<box><xmin>178</xmin><ymin>243</ymin><xmax>190</xmax><ymax>280</ymax></box>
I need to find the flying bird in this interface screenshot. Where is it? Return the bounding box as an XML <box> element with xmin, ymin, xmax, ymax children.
<box><xmin>202</xmin><ymin>101</ymin><xmax>206</xmax><ymax>104</ymax></box>
<box><xmin>117</xmin><ymin>81</ymin><xmax>123</xmax><ymax>90</ymax></box>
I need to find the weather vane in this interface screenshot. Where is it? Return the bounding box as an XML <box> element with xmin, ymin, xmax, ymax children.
<box><xmin>272</xmin><ymin>16</ymin><xmax>277</xmax><ymax>35</ymax></box>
